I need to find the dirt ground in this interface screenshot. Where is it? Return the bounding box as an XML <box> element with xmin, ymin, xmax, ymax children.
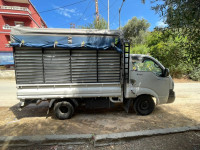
<box><xmin>173</xmin><ymin>78</ymin><xmax>200</xmax><ymax>83</ymax></box>
<box><xmin>0</xmin><ymin>79</ymin><xmax>199</xmax><ymax>136</ymax></box>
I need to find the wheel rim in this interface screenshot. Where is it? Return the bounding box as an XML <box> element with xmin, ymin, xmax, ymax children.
<box><xmin>59</xmin><ymin>106</ymin><xmax>69</xmax><ymax>113</ymax></box>
<box><xmin>140</xmin><ymin>100</ymin><xmax>150</xmax><ymax>110</ymax></box>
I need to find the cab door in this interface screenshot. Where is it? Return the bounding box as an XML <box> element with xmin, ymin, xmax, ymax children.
<box><xmin>130</xmin><ymin>56</ymin><xmax>170</xmax><ymax>104</ymax></box>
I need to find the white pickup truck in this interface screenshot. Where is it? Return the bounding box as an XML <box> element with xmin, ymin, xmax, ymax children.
<box><xmin>10</xmin><ymin>27</ymin><xmax>175</xmax><ymax>120</ymax></box>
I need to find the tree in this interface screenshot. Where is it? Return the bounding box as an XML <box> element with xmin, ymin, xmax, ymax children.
<box><xmin>122</xmin><ymin>17</ymin><xmax>150</xmax><ymax>46</ymax></box>
<box><xmin>150</xmin><ymin>0</ymin><xmax>200</xmax><ymax>65</ymax></box>
<box><xmin>141</xmin><ymin>0</ymin><xmax>199</xmax><ymax>79</ymax></box>
<box><xmin>151</xmin><ymin>0</ymin><xmax>200</xmax><ymax>29</ymax></box>
<box><xmin>146</xmin><ymin>29</ymin><xmax>191</xmax><ymax>77</ymax></box>
<box><xmin>79</xmin><ymin>16</ymin><xmax>108</xmax><ymax>29</ymax></box>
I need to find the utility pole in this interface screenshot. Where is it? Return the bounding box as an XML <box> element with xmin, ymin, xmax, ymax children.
<box><xmin>95</xmin><ymin>0</ymin><xmax>99</xmax><ymax>25</ymax></box>
<box><xmin>108</xmin><ymin>0</ymin><xmax>109</xmax><ymax>30</ymax></box>
<box><xmin>119</xmin><ymin>0</ymin><xmax>125</xmax><ymax>30</ymax></box>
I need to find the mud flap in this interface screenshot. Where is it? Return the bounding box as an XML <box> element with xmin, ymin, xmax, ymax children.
<box><xmin>123</xmin><ymin>99</ymin><xmax>133</xmax><ymax>113</ymax></box>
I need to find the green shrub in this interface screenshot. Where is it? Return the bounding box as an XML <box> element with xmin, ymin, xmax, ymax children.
<box><xmin>169</xmin><ymin>63</ymin><xmax>192</xmax><ymax>78</ymax></box>
<box><xmin>189</xmin><ymin>65</ymin><xmax>200</xmax><ymax>81</ymax></box>
<box><xmin>145</xmin><ymin>29</ymin><xmax>196</xmax><ymax>79</ymax></box>
<box><xmin>130</xmin><ymin>44</ymin><xmax>150</xmax><ymax>54</ymax></box>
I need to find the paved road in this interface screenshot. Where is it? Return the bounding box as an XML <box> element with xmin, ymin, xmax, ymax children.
<box><xmin>0</xmin><ymin>79</ymin><xmax>17</xmax><ymax>107</ymax></box>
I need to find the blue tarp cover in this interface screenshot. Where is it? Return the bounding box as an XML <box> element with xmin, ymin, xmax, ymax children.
<box><xmin>10</xmin><ymin>28</ymin><xmax>123</xmax><ymax>53</ymax></box>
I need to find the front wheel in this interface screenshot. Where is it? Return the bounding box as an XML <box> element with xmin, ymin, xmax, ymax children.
<box><xmin>54</xmin><ymin>101</ymin><xmax>74</xmax><ymax>120</ymax></box>
<box><xmin>134</xmin><ymin>95</ymin><xmax>155</xmax><ymax>115</ymax></box>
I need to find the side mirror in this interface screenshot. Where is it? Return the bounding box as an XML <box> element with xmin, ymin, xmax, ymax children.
<box><xmin>163</xmin><ymin>68</ymin><xmax>170</xmax><ymax>77</ymax></box>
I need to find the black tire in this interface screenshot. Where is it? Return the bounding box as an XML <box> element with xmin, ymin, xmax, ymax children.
<box><xmin>54</xmin><ymin>101</ymin><xmax>74</xmax><ymax>120</ymax></box>
<box><xmin>134</xmin><ymin>95</ymin><xmax>155</xmax><ymax>116</ymax></box>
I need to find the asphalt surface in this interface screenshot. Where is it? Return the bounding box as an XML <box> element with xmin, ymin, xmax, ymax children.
<box><xmin>0</xmin><ymin>80</ymin><xmax>17</xmax><ymax>107</ymax></box>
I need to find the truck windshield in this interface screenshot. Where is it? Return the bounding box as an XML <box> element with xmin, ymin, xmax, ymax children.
<box><xmin>132</xmin><ymin>57</ymin><xmax>163</xmax><ymax>76</ymax></box>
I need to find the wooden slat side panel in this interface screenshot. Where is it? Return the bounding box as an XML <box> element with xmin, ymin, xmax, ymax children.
<box><xmin>71</xmin><ymin>50</ymin><xmax>97</xmax><ymax>83</ymax></box>
<box><xmin>98</xmin><ymin>50</ymin><xmax>121</xmax><ymax>83</ymax></box>
<box><xmin>14</xmin><ymin>48</ymin><xmax>121</xmax><ymax>84</ymax></box>
<box><xmin>15</xmin><ymin>47</ymin><xmax>44</xmax><ymax>84</ymax></box>
<box><xmin>43</xmin><ymin>48</ymin><xmax>71</xmax><ymax>84</ymax></box>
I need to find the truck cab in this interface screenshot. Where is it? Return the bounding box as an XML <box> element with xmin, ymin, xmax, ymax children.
<box><xmin>125</xmin><ymin>54</ymin><xmax>175</xmax><ymax>115</ymax></box>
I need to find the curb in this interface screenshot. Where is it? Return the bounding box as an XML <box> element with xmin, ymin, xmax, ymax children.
<box><xmin>0</xmin><ymin>126</ymin><xmax>200</xmax><ymax>148</ymax></box>
<box><xmin>94</xmin><ymin>125</ymin><xmax>200</xmax><ymax>146</ymax></box>
<box><xmin>0</xmin><ymin>134</ymin><xmax>93</xmax><ymax>147</ymax></box>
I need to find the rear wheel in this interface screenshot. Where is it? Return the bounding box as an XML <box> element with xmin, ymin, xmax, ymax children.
<box><xmin>134</xmin><ymin>95</ymin><xmax>155</xmax><ymax>115</ymax></box>
<box><xmin>54</xmin><ymin>101</ymin><xmax>74</xmax><ymax>120</ymax></box>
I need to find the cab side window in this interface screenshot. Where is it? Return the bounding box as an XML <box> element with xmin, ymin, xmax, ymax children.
<box><xmin>132</xmin><ymin>58</ymin><xmax>163</xmax><ymax>76</ymax></box>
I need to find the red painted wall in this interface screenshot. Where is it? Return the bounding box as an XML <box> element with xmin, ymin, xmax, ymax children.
<box><xmin>0</xmin><ymin>0</ymin><xmax>47</xmax><ymax>52</ymax></box>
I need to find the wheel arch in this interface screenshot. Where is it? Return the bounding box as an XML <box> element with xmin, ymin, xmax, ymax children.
<box><xmin>135</xmin><ymin>88</ymin><xmax>160</xmax><ymax>105</ymax></box>
<box><xmin>49</xmin><ymin>98</ymin><xmax>79</xmax><ymax>109</ymax></box>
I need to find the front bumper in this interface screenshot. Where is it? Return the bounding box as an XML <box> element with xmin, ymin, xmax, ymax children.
<box><xmin>167</xmin><ymin>89</ymin><xmax>175</xmax><ymax>103</ymax></box>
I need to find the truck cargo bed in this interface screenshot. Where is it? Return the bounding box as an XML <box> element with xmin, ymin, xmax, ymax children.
<box><xmin>14</xmin><ymin>47</ymin><xmax>122</xmax><ymax>100</ymax></box>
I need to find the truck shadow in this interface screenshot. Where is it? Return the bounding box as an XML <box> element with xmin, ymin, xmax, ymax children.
<box><xmin>9</xmin><ymin>102</ymin><xmax>49</xmax><ymax>119</ymax></box>
<box><xmin>8</xmin><ymin>102</ymin><xmax>199</xmax><ymax>124</ymax></box>
<box><xmin>7</xmin><ymin>103</ymin><xmax>199</xmax><ymax>133</ymax></box>
<box><xmin>9</xmin><ymin>103</ymin><xmax>127</xmax><ymax>120</ymax></box>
